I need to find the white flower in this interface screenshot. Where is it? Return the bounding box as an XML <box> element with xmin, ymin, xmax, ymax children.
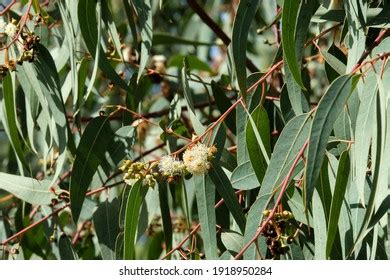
<box><xmin>183</xmin><ymin>143</ymin><xmax>211</xmax><ymax>175</ymax></box>
<box><xmin>5</xmin><ymin>22</ymin><xmax>17</xmax><ymax>38</ymax></box>
<box><xmin>158</xmin><ymin>155</ymin><xmax>185</xmax><ymax>177</ymax></box>
<box><xmin>0</xmin><ymin>18</ymin><xmax>6</xmax><ymax>32</ymax></box>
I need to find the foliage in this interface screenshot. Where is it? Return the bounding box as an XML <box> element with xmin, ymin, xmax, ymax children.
<box><xmin>0</xmin><ymin>0</ymin><xmax>389</xmax><ymax>260</ymax></box>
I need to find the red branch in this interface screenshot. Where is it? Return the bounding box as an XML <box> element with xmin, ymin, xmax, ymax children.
<box><xmin>234</xmin><ymin>140</ymin><xmax>308</xmax><ymax>259</ymax></box>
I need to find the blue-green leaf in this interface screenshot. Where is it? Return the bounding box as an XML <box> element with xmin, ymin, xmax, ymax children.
<box><xmin>0</xmin><ymin>172</ymin><xmax>61</xmax><ymax>205</ymax></box>
<box><xmin>191</xmin><ymin>174</ymin><xmax>217</xmax><ymax>259</ymax></box>
<box><xmin>232</xmin><ymin>0</ymin><xmax>260</xmax><ymax>97</ymax></box>
<box><xmin>305</xmin><ymin>74</ymin><xmax>353</xmax><ymax>207</ymax></box>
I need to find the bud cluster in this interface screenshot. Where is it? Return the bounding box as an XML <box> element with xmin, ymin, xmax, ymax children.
<box><xmin>261</xmin><ymin>210</ymin><xmax>297</xmax><ymax>258</ymax></box>
<box><xmin>119</xmin><ymin>160</ymin><xmax>158</xmax><ymax>188</ymax></box>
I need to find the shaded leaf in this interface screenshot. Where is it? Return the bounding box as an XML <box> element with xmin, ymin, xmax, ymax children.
<box><xmin>70</xmin><ymin>116</ymin><xmax>113</xmax><ymax>223</ymax></box>
<box><xmin>123</xmin><ymin>181</ymin><xmax>148</xmax><ymax>259</ymax></box>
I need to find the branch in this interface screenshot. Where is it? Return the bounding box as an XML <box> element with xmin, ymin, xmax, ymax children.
<box><xmin>234</xmin><ymin>140</ymin><xmax>308</xmax><ymax>260</ymax></box>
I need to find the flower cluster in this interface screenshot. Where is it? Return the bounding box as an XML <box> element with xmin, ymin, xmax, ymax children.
<box><xmin>158</xmin><ymin>155</ymin><xmax>185</xmax><ymax>177</ymax></box>
<box><xmin>120</xmin><ymin>142</ymin><xmax>217</xmax><ymax>187</ymax></box>
<box><xmin>0</xmin><ymin>18</ymin><xmax>17</xmax><ymax>38</ymax></box>
<box><xmin>119</xmin><ymin>160</ymin><xmax>158</xmax><ymax>188</ymax></box>
<box><xmin>183</xmin><ymin>143</ymin><xmax>216</xmax><ymax>175</ymax></box>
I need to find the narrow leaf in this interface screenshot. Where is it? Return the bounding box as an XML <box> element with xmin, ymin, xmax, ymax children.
<box><xmin>232</xmin><ymin>0</ymin><xmax>260</xmax><ymax>97</ymax></box>
<box><xmin>123</xmin><ymin>181</ymin><xmax>148</xmax><ymax>260</ymax></box>
<box><xmin>70</xmin><ymin>116</ymin><xmax>113</xmax><ymax>223</ymax></box>
<box><xmin>326</xmin><ymin>151</ymin><xmax>350</xmax><ymax>258</ymax></box>
<box><xmin>305</xmin><ymin>74</ymin><xmax>353</xmax><ymax>206</ymax></box>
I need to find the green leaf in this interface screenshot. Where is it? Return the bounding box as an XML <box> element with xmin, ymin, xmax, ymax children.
<box><xmin>0</xmin><ymin>172</ymin><xmax>61</xmax><ymax>205</ymax></box>
<box><xmin>209</xmin><ymin>165</ymin><xmax>246</xmax><ymax>233</ymax></box>
<box><xmin>70</xmin><ymin>116</ymin><xmax>113</xmax><ymax>223</ymax></box>
<box><xmin>230</xmin><ymin>161</ymin><xmax>259</xmax><ymax>190</ymax></box>
<box><xmin>305</xmin><ymin>74</ymin><xmax>353</xmax><ymax>207</ymax></box>
<box><xmin>123</xmin><ymin>181</ymin><xmax>148</xmax><ymax>260</ymax></box>
<box><xmin>0</xmin><ymin>73</ymin><xmax>28</xmax><ymax>170</ymax></box>
<box><xmin>93</xmin><ymin>198</ymin><xmax>120</xmax><ymax>260</ymax></box>
<box><xmin>59</xmin><ymin>235</ymin><xmax>79</xmax><ymax>260</ymax></box>
<box><xmin>78</xmin><ymin>0</ymin><xmax>129</xmax><ymax>90</ymax></box>
<box><xmin>246</xmin><ymin>105</ymin><xmax>271</xmax><ymax>184</ymax></box>
<box><xmin>158</xmin><ymin>181</ymin><xmax>172</xmax><ymax>257</ymax></box>
<box><xmin>236</xmin><ymin>73</ymin><xmax>262</xmax><ymax>164</ymax></box>
<box><xmin>284</xmin><ymin>0</ymin><xmax>318</xmax><ymax>114</ymax></box>
<box><xmin>131</xmin><ymin>0</ymin><xmax>153</xmax><ymax>81</ymax></box>
<box><xmin>326</xmin><ymin>151</ymin><xmax>350</xmax><ymax>258</ymax></box>
<box><xmin>282</xmin><ymin>0</ymin><xmax>307</xmax><ymax>89</ymax></box>
<box><xmin>232</xmin><ymin>0</ymin><xmax>260</xmax><ymax>97</ymax></box>
<box><xmin>192</xmin><ymin>174</ymin><xmax>218</xmax><ymax>259</ymax></box>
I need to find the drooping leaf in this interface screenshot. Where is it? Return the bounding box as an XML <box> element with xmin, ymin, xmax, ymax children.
<box><xmin>0</xmin><ymin>73</ymin><xmax>27</xmax><ymax>170</ymax></box>
<box><xmin>246</xmin><ymin>105</ymin><xmax>271</xmax><ymax>184</ymax></box>
<box><xmin>131</xmin><ymin>0</ymin><xmax>153</xmax><ymax>81</ymax></box>
<box><xmin>283</xmin><ymin>0</ymin><xmax>318</xmax><ymax>113</ymax></box>
<box><xmin>191</xmin><ymin>174</ymin><xmax>218</xmax><ymax>259</ymax></box>
<box><xmin>158</xmin><ymin>181</ymin><xmax>172</xmax><ymax>257</ymax></box>
<box><xmin>232</xmin><ymin>0</ymin><xmax>260</xmax><ymax>98</ymax></box>
<box><xmin>209</xmin><ymin>165</ymin><xmax>246</xmax><ymax>233</ymax></box>
<box><xmin>59</xmin><ymin>235</ymin><xmax>79</xmax><ymax>260</ymax></box>
<box><xmin>305</xmin><ymin>74</ymin><xmax>353</xmax><ymax>207</ymax></box>
<box><xmin>93</xmin><ymin>198</ymin><xmax>120</xmax><ymax>260</ymax></box>
<box><xmin>282</xmin><ymin>0</ymin><xmax>308</xmax><ymax>89</ymax></box>
<box><xmin>70</xmin><ymin>116</ymin><xmax>113</xmax><ymax>223</ymax></box>
<box><xmin>78</xmin><ymin>0</ymin><xmax>129</xmax><ymax>90</ymax></box>
<box><xmin>123</xmin><ymin>181</ymin><xmax>148</xmax><ymax>260</ymax></box>
<box><xmin>326</xmin><ymin>151</ymin><xmax>350</xmax><ymax>258</ymax></box>
<box><xmin>211</xmin><ymin>81</ymin><xmax>236</xmax><ymax>134</ymax></box>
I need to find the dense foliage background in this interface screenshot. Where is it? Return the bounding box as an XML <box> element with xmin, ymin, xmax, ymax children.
<box><xmin>0</xmin><ymin>0</ymin><xmax>389</xmax><ymax>260</ymax></box>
